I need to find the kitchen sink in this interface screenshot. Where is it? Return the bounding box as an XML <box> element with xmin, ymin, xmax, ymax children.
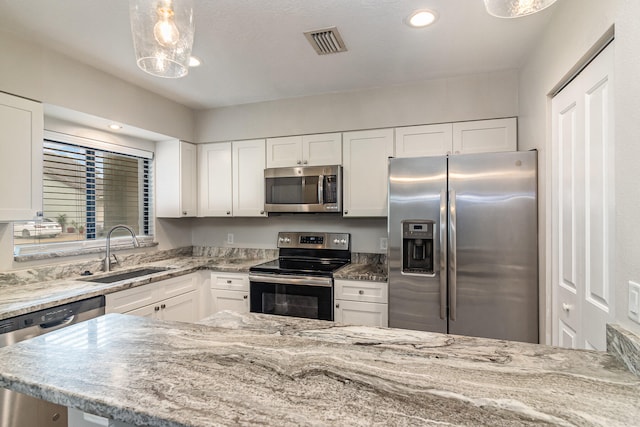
<box><xmin>80</xmin><ymin>267</ymin><xmax>171</xmax><ymax>284</ymax></box>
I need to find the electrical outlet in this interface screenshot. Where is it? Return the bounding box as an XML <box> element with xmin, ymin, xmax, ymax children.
<box><xmin>227</xmin><ymin>233</ymin><xmax>234</xmax><ymax>244</ymax></box>
<box><xmin>379</xmin><ymin>237</ymin><xmax>388</xmax><ymax>251</ymax></box>
<box><xmin>629</xmin><ymin>281</ymin><xmax>640</xmax><ymax>324</ymax></box>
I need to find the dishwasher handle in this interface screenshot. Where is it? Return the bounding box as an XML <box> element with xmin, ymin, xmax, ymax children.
<box><xmin>40</xmin><ymin>315</ymin><xmax>76</xmax><ymax>330</ymax></box>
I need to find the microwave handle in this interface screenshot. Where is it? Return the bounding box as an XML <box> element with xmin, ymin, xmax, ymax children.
<box><xmin>318</xmin><ymin>174</ymin><xmax>324</xmax><ymax>205</ymax></box>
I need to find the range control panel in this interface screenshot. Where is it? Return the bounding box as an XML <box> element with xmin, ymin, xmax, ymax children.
<box><xmin>277</xmin><ymin>232</ymin><xmax>350</xmax><ymax>250</ymax></box>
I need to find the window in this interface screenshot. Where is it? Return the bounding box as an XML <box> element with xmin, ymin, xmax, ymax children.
<box><xmin>14</xmin><ymin>132</ymin><xmax>153</xmax><ymax>251</ymax></box>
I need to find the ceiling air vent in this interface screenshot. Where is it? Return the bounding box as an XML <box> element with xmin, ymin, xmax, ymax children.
<box><xmin>304</xmin><ymin>27</ymin><xmax>347</xmax><ymax>55</ymax></box>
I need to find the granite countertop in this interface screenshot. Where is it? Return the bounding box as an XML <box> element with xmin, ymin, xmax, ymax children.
<box><xmin>0</xmin><ymin>256</ymin><xmax>269</xmax><ymax>321</ymax></box>
<box><xmin>0</xmin><ymin>311</ymin><xmax>638</xmax><ymax>427</ymax></box>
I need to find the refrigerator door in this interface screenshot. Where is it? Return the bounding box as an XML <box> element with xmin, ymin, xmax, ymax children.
<box><xmin>448</xmin><ymin>151</ymin><xmax>538</xmax><ymax>343</ymax></box>
<box><xmin>388</xmin><ymin>156</ymin><xmax>447</xmax><ymax>332</ymax></box>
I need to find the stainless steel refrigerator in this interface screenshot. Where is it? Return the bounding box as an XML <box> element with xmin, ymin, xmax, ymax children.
<box><xmin>388</xmin><ymin>150</ymin><xmax>538</xmax><ymax>343</ymax></box>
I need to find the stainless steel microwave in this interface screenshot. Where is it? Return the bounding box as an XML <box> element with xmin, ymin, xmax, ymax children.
<box><xmin>264</xmin><ymin>165</ymin><xmax>342</xmax><ymax>213</ymax></box>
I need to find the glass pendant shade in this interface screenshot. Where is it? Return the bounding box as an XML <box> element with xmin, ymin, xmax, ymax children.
<box><xmin>129</xmin><ymin>0</ymin><xmax>195</xmax><ymax>78</ymax></box>
<box><xmin>484</xmin><ymin>0</ymin><xmax>557</xmax><ymax>18</ymax></box>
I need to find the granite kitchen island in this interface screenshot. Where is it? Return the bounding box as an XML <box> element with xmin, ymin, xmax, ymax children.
<box><xmin>0</xmin><ymin>312</ymin><xmax>638</xmax><ymax>427</ymax></box>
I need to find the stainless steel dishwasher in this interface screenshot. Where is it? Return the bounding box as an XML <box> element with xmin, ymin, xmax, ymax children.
<box><xmin>0</xmin><ymin>295</ymin><xmax>105</xmax><ymax>427</ymax></box>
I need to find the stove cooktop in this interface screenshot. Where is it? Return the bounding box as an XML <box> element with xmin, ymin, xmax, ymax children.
<box><xmin>250</xmin><ymin>257</ymin><xmax>349</xmax><ymax>277</ymax></box>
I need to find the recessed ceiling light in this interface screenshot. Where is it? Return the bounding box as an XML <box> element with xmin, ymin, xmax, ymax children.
<box><xmin>108</xmin><ymin>124</ymin><xmax>122</xmax><ymax>130</ymax></box>
<box><xmin>189</xmin><ymin>56</ymin><xmax>201</xmax><ymax>67</ymax></box>
<box><xmin>406</xmin><ymin>9</ymin><xmax>438</xmax><ymax>28</ymax></box>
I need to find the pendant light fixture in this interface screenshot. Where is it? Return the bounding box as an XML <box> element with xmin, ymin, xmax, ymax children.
<box><xmin>129</xmin><ymin>0</ymin><xmax>195</xmax><ymax>78</ymax></box>
<box><xmin>484</xmin><ymin>0</ymin><xmax>557</xmax><ymax>18</ymax></box>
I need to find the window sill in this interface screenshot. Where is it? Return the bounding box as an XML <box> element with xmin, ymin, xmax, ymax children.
<box><xmin>13</xmin><ymin>237</ymin><xmax>158</xmax><ymax>263</ymax></box>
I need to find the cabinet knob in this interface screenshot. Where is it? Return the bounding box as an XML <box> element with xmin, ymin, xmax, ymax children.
<box><xmin>226</xmin><ymin>211</ymin><xmax>231</xmax><ymax>215</ymax></box>
<box><xmin>243</xmin><ymin>295</ymin><xmax>248</xmax><ymax>299</ymax></box>
<box><xmin>161</xmin><ymin>304</ymin><xmax>166</xmax><ymax>309</ymax></box>
<box><xmin>358</xmin><ymin>290</ymin><xmax>364</xmax><ymax>295</ymax></box>
<box><xmin>344</xmin><ymin>210</ymin><xmax>348</xmax><ymax>215</ymax></box>
<box><xmin>154</xmin><ymin>306</ymin><xmax>160</xmax><ymax>312</ymax></box>
<box><xmin>297</xmin><ymin>160</ymin><xmax>302</xmax><ymax>165</ymax></box>
<box><xmin>227</xmin><ymin>280</ymin><xmax>232</xmax><ymax>284</ymax></box>
<box><xmin>303</xmin><ymin>160</ymin><xmax>308</xmax><ymax>165</ymax></box>
<box><xmin>182</xmin><ymin>211</ymin><xmax>187</xmax><ymax>215</ymax></box>
<box><xmin>335</xmin><ymin>303</ymin><xmax>340</xmax><ymax>308</ymax></box>
<box><xmin>260</xmin><ymin>210</ymin><xmax>265</xmax><ymax>215</ymax></box>
<box><xmin>562</xmin><ymin>303</ymin><xmax>572</xmax><ymax>312</ymax></box>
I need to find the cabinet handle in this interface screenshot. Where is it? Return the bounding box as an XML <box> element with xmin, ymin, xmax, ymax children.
<box><xmin>344</xmin><ymin>210</ymin><xmax>348</xmax><ymax>215</ymax></box>
<box><xmin>260</xmin><ymin>210</ymin><xmax>265</xmax><ymax>215</ymax></box>
<box><xmin>226</xmin><ymin>280</ymin><xmax>232</xmax><ymax>284</ymax></box>
<box><xmin>154</xmin><ymin>306</ymin><xmax>160</xmax><ymax>312</ymax></box>
<box><xmin>297</xmin><ymin>160</ymin><xmax>302</xmax><ymax>165</ymax></box>
<box><xmin>226</xmin><ymin>211</ymin><xmax>231</xmax><ymax>215</ymax></box>
<box><xmin>182</xmin><ymin>211</ymin><xmax>187</xmax><ymax>215</ymax></box>
<box><xmin>161</xmin><ymin>304</ymin><xmax>166</xmax><ymax>309</ymax></box>
<box><xmin>358</xmin><ymin>290</ymin><xmax>364</xmax><ymax>295</ymax></box>
<box><xmin>335</xmin><ymin>303</ymin><xmax>340</xmax><ymax>308</ymax></box>
<box><xmin>243</xmin><ymin>295</ymin><xmax>248</xmax><ymax>299</ymax></box>
<box><xmin>303</xmin><ymin>160</ymin><xmax>308</xmax><ymax>165</ymax></box>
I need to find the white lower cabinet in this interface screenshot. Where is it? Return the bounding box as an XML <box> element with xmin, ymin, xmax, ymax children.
<box><xmin>105</xmin><ymin>273</ymin><xmax>200</xmax><ymax>322</ymax></box>
<box><xmin>334</xmin><ymin>279</ymin><xmax>388</xmax><ymax>327</ymax></box>
<box><xmin>210</xmin><ymin>272</ymin><xmax>250</xmax><ymax>315</ymax></box>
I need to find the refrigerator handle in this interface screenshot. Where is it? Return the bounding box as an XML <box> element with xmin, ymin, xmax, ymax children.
<box><xmin>439</xmin><ymin>190</ymin><xmax>447</xmax><ymax>320</ymax></box>
<box><xmin>449</xmin><ymin>189</ymin><xmax>457</xmax><ymax>322</ymax></box>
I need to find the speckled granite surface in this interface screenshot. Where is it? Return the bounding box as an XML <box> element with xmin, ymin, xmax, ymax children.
<box><xmin>607</xmin><ymin>324</ymin><xmax>640</xmax><ymax>376</ymax></box>
<box><xmin>334</xmin><ymin>252</ymin><xmax>387</xmax><ymax>282</ymax></box>
<box><xmin>0</xmin><ymin>250</ymin><xmax>275</xmax><ymax>321</ymax></box>
<box><xmin>0</xmin><ymin>312</ymin><xmax>639</xmax><ymax>427</ymax></box>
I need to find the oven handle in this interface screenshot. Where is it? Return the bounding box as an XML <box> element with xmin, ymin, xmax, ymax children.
<box><xmin>248</xmin><ymin>273</ymin><xmax>333</xmax><ymax>287</ymax></box>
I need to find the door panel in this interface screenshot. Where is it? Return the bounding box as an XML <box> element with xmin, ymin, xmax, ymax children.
<box><xmin>551</xmin><ymin>43</ymin><xmax>614</xmax><ymax>350</ymax></box>
<box><xmin>388</xmin><ymin>156</ymin><xmax>447</xmax><ymax>333</ymax></box>
<box><xmin>448</xmin><ymin>151</ymin><xmax>538</xmax><ymax>343</ymax></box>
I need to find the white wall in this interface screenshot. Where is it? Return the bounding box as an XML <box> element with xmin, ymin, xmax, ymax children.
<box><xmin>0</xmin><ymin>30</ymin><xmax>195</xmax><ymax>142</ymax></box>
<box><xmin>518</xmin><ymin>0</ymin><xmax>640</xmax><ymax>339</ymax></box>
<box><xmin>195</xmin><ymin>70</ymin><xmax>519</xmax><ymax>142</ymax></box>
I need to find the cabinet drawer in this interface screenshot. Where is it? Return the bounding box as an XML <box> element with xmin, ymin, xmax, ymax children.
<box><xmin>157</xmin><ymin>273</ymin><xmax>198</xmax><ymax>300</ymax></box>
<box><xmin>105</xmin><ymin>283</ymin><xmax>156</xmax><ymax>314</ymax></box>
<box><xmin>210</xmin><ymin>273</ymin><xmax>249</xmax><ymax>291</ymax></box>
<box><xmin>211</xmin><ymin>289</ymin><xmax>249</xmax><ymax>314</ymax></box>
<box><xmin>334</xmin><ymin>280</ymin><xmax>388</xmax><ymax>303</ymax></box>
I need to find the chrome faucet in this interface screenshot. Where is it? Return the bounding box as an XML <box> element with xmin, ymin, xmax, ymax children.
<box><xmin>104</xmin><ymin>225</ymin><xmax>140</xmax><ymax>272</ymax></box>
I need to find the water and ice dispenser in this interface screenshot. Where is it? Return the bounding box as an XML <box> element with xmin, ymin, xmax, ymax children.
<box><xmin>401</xmin><ymin>220</ymin><xmax>435</xmax><ymax>276</ymax></box>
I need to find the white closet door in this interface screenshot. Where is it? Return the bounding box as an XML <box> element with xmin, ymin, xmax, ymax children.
<box><xmin>551</xmin><ymin>43</ymin><xmax>615</xmax><ymax>351</ymax></box>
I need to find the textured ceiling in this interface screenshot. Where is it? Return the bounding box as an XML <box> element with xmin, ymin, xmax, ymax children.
<box><xmin>0</xmin><ymin>0</ymin><xmax>557</xmax><ymax>110</ymax></box>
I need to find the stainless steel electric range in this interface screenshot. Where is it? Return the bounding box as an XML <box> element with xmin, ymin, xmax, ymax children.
<box><xmin>248</xmin><ymin>232</ymin><xmax>350</xmax><ymax>321</ymax></box>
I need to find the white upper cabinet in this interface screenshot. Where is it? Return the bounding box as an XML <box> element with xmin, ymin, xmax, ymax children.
<box><xmin>342</xmin><ymin>129</ymin><xmax>394</xmax><ymax>217</ymax></box>
<box><xmin>0</xmin><ymin>92</ymin><xmax>43</xmax><ymax>221</ymax></box>
<box><xmin>266</xmin><ymin>133</ymin><xmax>341</xmax><ymax>168</ymax></box>
<box><xmin>452</xmin><ymin>118</ymin><xmax>517</xmax><ymax>154</ymax></box>
<box><xmin>156</xmin><ymin>139</ymin><xmax>197</xmax><ymax>217</ymax></box>
<box><xmin>198</xmin><ymin>142</ymin><xmax>233</xmax><ymax>217</ymax></box>
<box><xmin>233</xmin><ymin>139</ymin><xmax>267</xmax><ymax>217</ymax></box>
<box><xmin>395</xmin><ymin>124</ymin><xmax>453</xmax><ymax>158</ymax></box>
<box><xmin>396</xmin><ymin>118</ymin><xmax>517</xmax><ymax>158</ymax></box>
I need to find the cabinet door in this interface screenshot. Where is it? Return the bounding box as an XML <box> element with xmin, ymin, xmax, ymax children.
<box><xmin>452</xmin><ymin>118</ymin><xmax>517</xmax><ymax>154</ymax></box>
<box><xmin>159</xmin><ymin>291</ymin><xmax>199</xmax><ymax>323</ymax></box>
<box><xmin>0</xmin><ymin>93</ymin><xmax>43</xmax><ymax>221</ymax></box>
<box><xmin>303</xmin><ymin>133</ymin><xmax>342</xmax><ymax>166</ymax></box>
<box><xmin>233</xmin><ymin>139</ymin><xmax>266</xmax><ymax>217</ymax></box>
<box><xmin>211</xmin><ymin>289</ymin><xmax>249</xmax><ymax>314</ymax></box>
<box><xmin>105</xmin><ymin>283</ymin><xmax>156</xmax><ymax>314</ymax></box>
<box><xmin>395</xmin><ymin>124</ymin><xmax>453</xmax><ymax>158</ymax></box>
<box><xmin>335</xmin><ymin>300</ymin><xmax>388</xmax><ymax>327</ymax></box>
<box><xmin>157</xmin><ymin>273</ymin><xmax>198</xmax><ymax>300</ymax></box>
<box><xmin>180</xmin><ymin>141</ymin><xmax>197</xmax><ymax>216</ymax></box>
<box><xmin>198</xmin><ymin>142</ymin><xmax>233</xmax><ymax>217</ymax></box>
<box><xmin>266</xmin><ymin>136</ymin><xmax>302</xmax><ymax>168</ymax></box>
<box><xmin>334</xmin><ymin>280</ymin><xmax>388</xmax><ymax>304</ymax></box>
<box><xmin>342</xmin><ymin>129</ymin><xmax>394</xmax><ymax>217</ymax></box>
<box><xmin>124</xmin><ymin>302</ymin><xmax>159</xmax><ymax>319</ymax></box>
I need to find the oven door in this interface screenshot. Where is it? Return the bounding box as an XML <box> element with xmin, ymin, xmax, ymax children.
<box><xmin>248</xmin><ymin>273</ymin><xmax>334</xmax><ymax>321</ymax></box>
